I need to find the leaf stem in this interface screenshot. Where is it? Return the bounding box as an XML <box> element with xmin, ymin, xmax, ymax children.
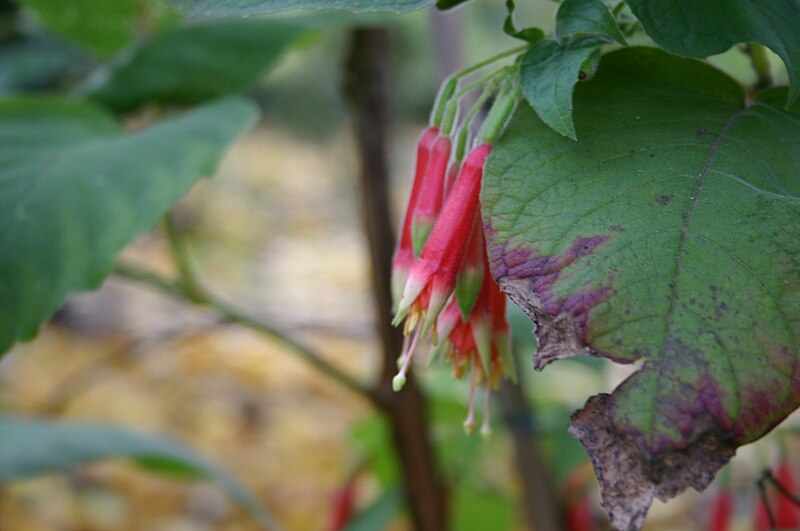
<box><xmin>455</xmin><ymin>82</ymin><xmax>497</xmax><ymax>161</ymax></box>
<box><xmin>758</xmin><ymin>472</ymin><xmax>777</xmax><ymax>529</ymax></box>
<box><xmin>744</xmin><ymin>42</ymin><xmax>773</xmax><ymax>91</ymax></box>
<box><xmin>163</xmin><ymin>213</ymin><xmax>203</xmax><ymax>302</ymax></box>
<box><xmin>113</xmin><ymin>262</ymin><xmax>373</xmax><ymax>401</ymax></box>
<box><xmin>441</xmin><ymin>66</ymin><xmax>513</xmax><ymax>137</ymax></box>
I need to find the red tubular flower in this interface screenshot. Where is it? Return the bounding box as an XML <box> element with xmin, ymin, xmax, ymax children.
<box><xmin>391</xmin><ymin>126</ymin><xmax>439</xmax><ymax>309</ymax></box>
<box><xmin>454</xmin><ymin>216</ymin><xmax>485</xmax><ymax>322</ymax></box>
<box><xmin>468</xmin><ymin>265</ymin><xmax>494</xmax><ymax>379</ymax></box>
<box><xmin>411</xmin><ymin>135</ymin><xmax>452</xmax><ymax>257</ymax></box>
<box><xmin>489</xmin><ymin>271</ymin><xmax>515</xmax><ymax>383</ymax></box>
<box><xmin>393</xmin><ymin>143</ymin><xmax>492</xmax><ymax>335</ymax></box>
<box><xmin>707</xmin><ymin>490</ymin><xmax>732</xmax><ymax>531</ymax></box>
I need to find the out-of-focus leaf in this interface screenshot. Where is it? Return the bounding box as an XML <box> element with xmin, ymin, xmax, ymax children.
<box><xmin>0</xmin><ymin>37</ymin><xmax>90</xmax><ymax>93</ymax></box>
<box><xmin>0</xmin><ymin>97</ymin><xmax>258</xmax><ymax>356</ymax></box>
<box><xmin>343</xmin><ymin>487</ymin><xmax>403</xmax><ymax>531</ymax></box>
<box><xmin>452</xmin><ymin>485</ymin><xmax>514</xmax><ymax>531</ymax></box>
<box><xmin>17</xmin><ymin>0</ymin><xmax>143</xmax><ymax>57</ymax></box>
<box><xmin>166</xmin><ymin>0</ymin><xmax>432</xmax><ymax>16</ymax></box>
<box><xmin>351</xmin><ymin>415</ymin><xmax>400</xmax><ymax>487</ymax></box>
<box><xmin>0</xmin><ymin>415</ymin><xmax>280</xmax><ymax>529</ymax></box>
<box><xmin>83</xmin><ymin>19</ymin><xmax>303</xmax><ymax>112</ymax></box>
<box><xmin>625</xmin><ymin>0</ymin><xmax>800</xmax><ymax>104</ymax></box>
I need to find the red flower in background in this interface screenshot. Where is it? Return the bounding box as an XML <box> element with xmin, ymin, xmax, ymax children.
<box><xmin>708</xmin><ymin>489</ymin><xmax>732</xmax><ymax>531</ymax></box>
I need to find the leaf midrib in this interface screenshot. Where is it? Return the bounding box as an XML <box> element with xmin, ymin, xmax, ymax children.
<box><xmin>647</xmin><ymin>107</ymin><xmax>746</xmax><ymax>446</ymax></box>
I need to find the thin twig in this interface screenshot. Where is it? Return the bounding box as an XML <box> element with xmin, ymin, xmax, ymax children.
<box><xmin>343</xmin><ymin>27</ymin><xmax>447</xmax><ymax>531</ymax></box>
<box><xmin>112</xmin><ymin>263</ymin><xmax>374</xmax><ymax>401</ymax></box>
<box><xmin>758</xmin><ymin>472</ymin><xmax>777</xmax><ymax>529</ymax></box>
<box><xmin>764</xmin><ymin>469</ymin><xmax>800</xmax><ymax>507</ymax></box>
<box><xmin>163</xmin><ymin>214</ymin><xmax>203</xmax><ymax>302</ymax></box>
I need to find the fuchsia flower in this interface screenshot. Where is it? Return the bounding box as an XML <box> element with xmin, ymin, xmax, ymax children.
<box><xmin>391</xmin><ymin>142</ymin><xmax>515</xmax><ymax>435</ymax></box>
<box><xmin>410</xmin><ymin>136</ymin><xmax>451</xmax><ymax>257</ymax></box>
<box><xmin>454</xmin><ymin>216</ymin><xmax>485</xmax><ymax>322</ymax></box>
<box><xmin>390</xmin><ymin>58</ymin><xmax>522</xmax><ymax>432</ymax></box>
<box><xmin>393</xmin><ymin>143</ymin><xmax>492</xmax><ymax>336</ymax></box>
<box><xmin>391</xmin><ymin>126</ymin><xmax>439</xmax><ymax>310</ymax></box>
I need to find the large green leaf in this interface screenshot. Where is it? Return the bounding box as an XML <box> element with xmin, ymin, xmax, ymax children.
<box><xmin>84</xmin><ymin>19</ymin><xmax>303</xmax><ymax>112</ymax></box>
<box><xmin>0</xmin><ymin>97</ymin><xmax>258</xmax><ymax>356</ymax></box>
<box><xmin>483</xmin><ymin>47</ymin><xmax>800</xmax><ymax>530</ymax></box>
<box><xmin>625</xmin><ymin>0</ymin><xmax>800</xmax><ymax>104</ymax></box>
<box><xmin>166</xmin><ymin>0</ymin><xmax>431</xmax><ymax>15</ymax></box>
<box><xmin>0</xmin><ymin>415</ymin><xmax>280</xmax><ymax>529</ymax></box>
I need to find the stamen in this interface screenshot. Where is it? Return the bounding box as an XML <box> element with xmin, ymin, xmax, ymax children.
<box><xmin>396</xmin><ymin>334</ymin><xmax>411</xmax><ymax>369</ymax></box>
<box><xmin>463</xmin><ymin>356</ymin><xmax>478</xmax><ymax>435</ymax></box>
<box><xmin>404</xmin><ymin>310</ymin><xmax>421</xmax><ymax>335</ymax></box>
<box><xmin>393</xmin><ymin>327</ymin><xmax>422</xmax><ymax>392</ymax></box>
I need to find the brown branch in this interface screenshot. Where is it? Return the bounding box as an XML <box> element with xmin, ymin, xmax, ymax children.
<box><xmin>343</xmin><ymin>27</ymin><xmax>447</xmax><ymax>531</ymax></box>
<box><xmin>497</xmin><ymin>378</ymin><xmax>564</xmax><ymax>531</ymax></box>
<box><xmin>113</xmin><ymin>263</ymin><xmax>372</xmax><ymax>401</ymax></box>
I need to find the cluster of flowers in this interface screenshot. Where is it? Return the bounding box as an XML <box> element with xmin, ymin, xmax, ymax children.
<box><xmin>389</xmin><ymin>53</ymin><xmax>522</xmax><ymax>436</ymax></box>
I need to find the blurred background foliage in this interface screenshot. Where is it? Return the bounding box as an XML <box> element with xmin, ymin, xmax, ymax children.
<box><xmin>0</xmin><ymin>0</ymin><xmax>795</xmax><ymax>529</ymax></box>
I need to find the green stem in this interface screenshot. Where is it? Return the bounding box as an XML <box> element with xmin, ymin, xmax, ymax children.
<box><xmin>478</xmin><ymin>83</ymin><xmax>520</xmax><ymax>144</ymax></box>
<box><xmin>441</xmin><ymin>66</ymin><xmax>513</xmax><ymax>137</ymax></box>
<box><xmin>455</xmin><ymin>83</ymin><xmax>497</xmax><ymax>161</ymax></box>
<box><xmin>431</xmin><ymin>45</ymin><xmax>528</xmax><ymax>127</ymax></box>
<box><xmin>744</xmin><ymin>42</ymin><xmax>773</xmax><ymax>90</ymax></box>
<box><xmin>163</xmin><ymin>213</ymin><xmax>203</xmax><ymax>302</ymax></box>
<box><xmin>113</xmin><ymin>262</ymin><xmax>373</xmax><ymax>401</ymax></box>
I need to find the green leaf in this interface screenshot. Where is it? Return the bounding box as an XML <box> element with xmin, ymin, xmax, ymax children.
<box><xmin>351</xmin><ymin>415</ymin><xmax>400</xmax><ymax>487</ymax></box>
<box><xmin>16</xmin><ymin>0</ymin><xmax>141</xmax><ymax>56</ymax></box>
<box><xmin>435</xmin><ymin>0</ymin><xmax>470</xmax><ymax>9</ymax></box>
<box><xmin>452</xmin><ymin>485</ymin><xmax>514</xmax><ymax>531</ymax></box>
<box><xmin>83</xmin><ymin>19</ymin><xmax>302</xmax><ymax>112</ymax></box>
<box><xmin>0</xmin><ymin>37</ymin><xmax>90</xmax><ymax>93</ymax></box>
<box><xmin>483</xmin><ymin>47</ymin><xmax>800</xmax><ymax>529</ymax></box>
<box><xmin>0</xmin><ymin>415</ymin><xmax>280</xmax><ymax>529</ymax></box>
<box><xmin>0</xmin><ymin>97</ymin><xmax>258</xmax><ymax>356</ymax></box>
<box><xmin>519</xmin><ymin>38</ymin><xmax>603</xmax><ymax>140</ymax></box>
<box><xmin>625</xmin><ymin>0</ymin><xmax>800</xmax><ymax>104</ymax></box>
<box><xmin>556</xmin><ymin>0</ymin><xmax>626</xmax><ymax>45</ymax></box>
<box><xmin>503</xmin><ymin>0</ymin><xmax>544</xmax><ymax>43</ymax></box>
<box><xmin>166</xmin><ymin>0</ymin><xmax>432</xmax><ymax>15</ymax></box>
